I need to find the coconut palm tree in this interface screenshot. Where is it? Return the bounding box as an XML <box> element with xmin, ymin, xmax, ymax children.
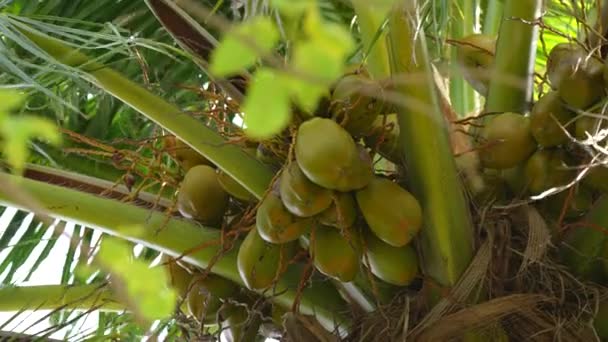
<box><xmin>0</xmin><ymin>0</ymin><xmax>607</xmax><ymax>341</ymax></box>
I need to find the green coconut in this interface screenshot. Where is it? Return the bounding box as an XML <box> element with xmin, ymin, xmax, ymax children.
<box><xmin>529</xmin><ymin>91</ymin><xmax>575</xmax><ymax>147</ymax></box>
<box><xmin>167</xmin><ymin>137</ymin><xmax>213</xmax><ymax>171</ymax></box>
<box><xmin>318</xmin><ymin>192</ymin><xmax>358</xmax><ymax>229</ymax></box>
<box><xmin>312</xmin><ymin>227</ymin><xmax>361</xmax><ymax>282</ymax></box>
<box><xmin>522</xmin><ymin>150</ymin><xmax>574</xmax><ymax>195</ymax></box>
<box><xmin>237</xmin><ymin>227</ymin><xmax>297</xmax><ymax>290</ymax></box>
<box><xmin>219</xmin><ymin>303</ymin><xmax>262</xmax><ymax>342</ymax></box>
<box><xmin>161</xmin><ymin>255</ymin><xmax>192</xmax><ymax>298</ymax></box>
<box><xmin>295</xmin><ymin>118</ymin><xmax>372</xmax><ymax>191</ymax></box>
<box><xmin>582</xmin><ymin>164</ymin><xmax>608</xmax><ymax>192</ymax></box>
<box><xmin>186</xmin><ymin>274</ymin><xmax>239</xmax><ymax>324</ymax></box>
<box><xmin>454</xmin><ymin>34</ymin><xmax>496</xmax><ymax>96</ymax></box>
<box><xmin>177</xmin><ymin>165</ymin><xmax>229</xmax><ymax>225</ymax></box>
<box><xmin>217</xmin><ymin>170</ymin><xmax>255</xmax><ymax>202</ymax></box>
<box><xmin>478</xmin><ymin>112</ymin><xmax>537</xmax><ymax>169</ymax></box>
<box><xmin>363</xmin><ymin>231</ymin><xmax>418</xmax><ymax>286</ymax></box>
<box><xmin>575</xmin><ymin>115</ymin><xmax>608</xmax><ymax>140</ymax></box>
<box><xmin>330</xmin><ymin>74</ymin><xmax>386</xmax><ymax>137</ymax></box>
<box><xmin>355</xmin><ymin>177</ymin><xmax>423</xmax><ymax>247</ymax></box>
<box><xmin>256</xmin><ymin>185</ymin><xmax>314</xmax><ymax>244</ymax></box>
<box><xmin>363</xmin><ymin>113</ymin><xmax>404</xmax><ymax>164</ymax></box>
<box><xmin>547</xmin><ymin>43</ymin><xmax>605</xmax><ymax>109</ymax></box>
<box><xmin>279</xmin><ymin>162</ymin><xmax>333</xmax><ymax>217</ymax></box>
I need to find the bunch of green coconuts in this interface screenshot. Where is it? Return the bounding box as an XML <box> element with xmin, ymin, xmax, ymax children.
<box><xmin>163</xmin><ymin>68</ymin><xmax>426</xmax><ymax>336</ymax></box>
<box><xmin>455</xmin><ymin>34</ymin><xmax>607</xmax><ymax>216</ymax></box>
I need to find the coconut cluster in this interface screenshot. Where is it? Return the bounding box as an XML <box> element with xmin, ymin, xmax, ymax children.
<box><xmin>164</xmin><ymin>70</ymin><xmax>428</xmax><ymax>333</ymax></box>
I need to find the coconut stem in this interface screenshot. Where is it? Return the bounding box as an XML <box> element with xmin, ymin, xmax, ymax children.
<box><xmin>351</xmin><ymin>0</ymin><xmax>392</xmax><ymax>80</ymax></box>
<box><xmin>449</xmin><ymin>0</ymin><xmax>478</xmax><ymax>117</ymax></box>
<box><xmin>482</xmin><ymin>0</ymin><xmax>504</xmax><ymax>36</ymax></box>
<box><xmin>387</xmin><ymin>1</ymin><xmax>475</xmax><ymax>287</ymax></box>
<box><xmin>484</xmin><ymin>0</ymin><xmax>542</xmax><ymax>115</ymax></box>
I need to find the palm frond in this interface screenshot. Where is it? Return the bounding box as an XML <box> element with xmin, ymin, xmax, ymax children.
<box><xmin>22</xmin><ymin>221</ymin><xmax>63</xmax><ymax>282</ymax></box>
<box><xmin>0</xmin><ymin>1</ymin><xmax>208</xmax><ymax>153</ymax></box>
<box><xmin>0</xmin><ymin>212</ymin><xmax>47</xmax><ymax>284</ymax></box>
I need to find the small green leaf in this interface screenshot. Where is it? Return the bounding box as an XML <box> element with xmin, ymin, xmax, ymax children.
<box><xmin>210</xmin><ymin>17</ymin><xmax>280</xmax><ymax>77</ymax></box>
<box><xmin>285</xmin><ymin>11</ymin><xmax>355</xmax><ymax>113</ymax></box>
<box><xmin>241</xmin><ymin>68</ymin><xmax>291</xmax><ymax>139</ymax></box>
<box><xmin>1</xmin><ymin>116</ymin><xmax>61</xmax><ymax>174</ymax></box>
<box><xmin>351</xmin><ymin>0</ymin><xmax>398</xmax><ymax>14</ymax></box>
<box><xmin>271</xmin><ymin>0</ymin><xmax>314</xmax><ymax>17</ymax></box>
<box><xmin>96</xmin><ymin>233</ymin><xmax>177</xmax><ymax>325</ymax></box>
<box><xmin>0</xmin><ymin>89</ymin><xmax>25</xmax><ymax>113</ymax></box>
<box><xmin>304</xmin><ymin>19</ymin><xmax>355</xmax><ymax>60</ymax></box>
<box><xmin>288</xmin><ymin>40</ymin><xmax>344</xmax><ymax>112</ymax></box>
